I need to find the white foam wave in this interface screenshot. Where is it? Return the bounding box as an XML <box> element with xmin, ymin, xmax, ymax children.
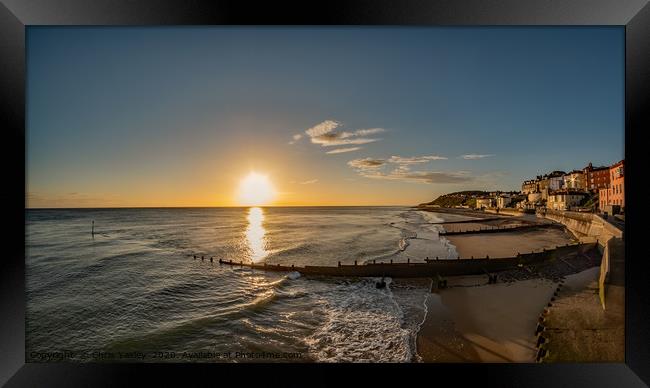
<box><xmin>286</xmin><ymin>271</ymin><xmax>301</xmax><ymax>280</ymax></box>
<box><xmin>305</xmin><ymin>279</ymin><xmax>412</xmax><ymax>362</ymax></box>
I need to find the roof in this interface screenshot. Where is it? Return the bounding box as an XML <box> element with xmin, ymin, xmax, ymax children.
<box><xmin>590</xmin><ymin>166</ymin><xmax>609</xmax><ymax>171</ymax></box>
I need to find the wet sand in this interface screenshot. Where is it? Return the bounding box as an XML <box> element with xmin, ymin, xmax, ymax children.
<box><xmin>445</xmin><ymin>227</ymin><xmax>576</xmax><ymax>259</ymax></box>
<box><xmin>417</xmin><ymin>275</ymin><xmax>557</xmax><ymax>362</ymax></box>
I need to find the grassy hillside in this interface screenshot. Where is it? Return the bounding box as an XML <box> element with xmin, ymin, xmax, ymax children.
<box><xmin>419</xmin><ymin>191</ymin><xmax>489</xmax><ymax>208</ymax></box>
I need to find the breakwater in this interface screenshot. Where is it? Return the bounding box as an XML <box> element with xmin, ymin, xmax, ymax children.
<box><xmin>440</xmin><ymin>223</ymin><xmax>560</xmax><ymax>236</ymax></box>
<box><xmin>417</xmin><ymin>206</ymin><xmax>501</xmax><ymax>219</ymax></box>
<box><xmin>218</xmin><ymin>242</ymin><xmax>598</xmax><ymax>278</ymax></box>
<box><xmin>429</xmin><ymin>217</ymin><xmax>505</xmax><ymax>225</ymax></box>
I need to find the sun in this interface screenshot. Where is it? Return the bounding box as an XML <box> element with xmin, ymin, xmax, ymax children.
<box><xmin>237</xmin><ymin>172</ymin><xmax>276</xmax><ymax>206</ymax></box>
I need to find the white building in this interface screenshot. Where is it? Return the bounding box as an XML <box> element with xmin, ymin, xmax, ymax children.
<box><xmin>496</xmin><ymin>195</ymin><xmax>512</xmax><ymax>209</ymax></box>
<box><xmin>475</xmin><ymin>197</ymin><xmax>494</xmax><ymax>209</ymax></box>
<box><xmin>563</xmin><ymin>170</ymin><xmax>586</xmax><ymax>191</ymax></box>
<box><xmin>546</xmin><ymin>191</ymin><xmax>587</xmax><ymax>211</ymax></box>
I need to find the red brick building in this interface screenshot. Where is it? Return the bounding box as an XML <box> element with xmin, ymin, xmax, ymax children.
<box><xmin>609</xmin><ymin>160</ymin><xmax>624</xmax><ymax>208</ymax></box>
<box><xmin>599</xmin><ymin>160</ymin><xmax>625</xmax><ymax>212</ymax></box>
<box><xmin>583</xmin><ymin>162</ymin><xmax>610</xmax><ymax>191</ymax></box>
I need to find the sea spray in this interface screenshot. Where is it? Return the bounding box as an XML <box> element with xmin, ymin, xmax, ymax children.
<box><xmin>305</xmin><ymin>278</ymin><xmax>412</xmax><ymax>362</ymax></box>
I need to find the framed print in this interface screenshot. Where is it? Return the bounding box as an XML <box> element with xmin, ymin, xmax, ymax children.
<box><xmin>1</xmin><ymin>0</ymin><xmax>649</xmax><ymax>386</ymax></box>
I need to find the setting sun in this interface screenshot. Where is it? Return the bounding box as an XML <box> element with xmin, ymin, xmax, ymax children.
<box><xmin>237</xmin><ymin>172</ymin><xmax>276</xmax><ymax>206</ymax></box>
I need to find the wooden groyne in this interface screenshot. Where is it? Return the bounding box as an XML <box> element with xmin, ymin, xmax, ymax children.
<box><xmin>439</xmin><ymin>223</ymin><xmax>560</xmax><ymax>236</ymax></box>
<box><xmin>429</xmin><ymin>217</ymin><xmax>506</xmax><ymax>225</ymax></box>
<box><xmin>418</xmin><ymin>206</ymin><xmax>508</xmax><ymax>219</ymax></box>
<box><xmin>217</xmin><ymin>242</ymin><xmax>598</xmax><ymax>278</ymax></box>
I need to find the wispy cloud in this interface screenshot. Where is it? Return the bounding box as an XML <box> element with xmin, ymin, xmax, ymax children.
<box><xmin>289</xmin><ymin>120</ymin><xmax>385</xmax><ymax>153</ymax></box>
<box><xmin>299</xmin><ymin>179</ymin><xmax>319</xmax><ymax>185</ymax></box>
<box><xmin>461</xmin><ymin>154</ymin><xmax>495</xmax><ymax>160</ymax></box>
<box><xmin>347</xmin><ymin>154</ymin><xmax>470</xmax><ymax>184</ymax></box>
<box><xmin>347</xmin><ymin>157</ymin><xmax>387</xmax><ymax>170</ymax></box>
<box><xmin>311</xmin><ymin>134</ymin><xmax>380</xmax><ymax>147</ymax></box>
<box><xmin>388</xmin><ymin>155</ymin><xmax>447</xmax><ymax>164</ymax></box>
<box><xmin>348</xmin><ymin>154</ymin><xmax>446</xmax><ymax>171</ymax></box>
<box><xmin>288</xmin><ymin>133</ymin><xmax>303</xmax><ymax>144</ymax></box>
<box><xmin>305</xmin><ymin>120</ymin><xmax>341</xmax><ymax>137</ymax></box>
<box><xmin>353</xmin><ymin>128</ymin><xmax>385</xmax><ymax>136</ymax></box>
<box><xmin>359</xmin><ymin>169</ymin><xmax>473</xmax><ymax>184</ymax></box>
<box><xmin>389</xmin><ymin>171</ymin><xmax>473</xmax><ymax>184</ymax></box>
<box><xmin>326</xmin><ymin>147</ymin><xmax>362</xmax><ymax>154</ymax></box>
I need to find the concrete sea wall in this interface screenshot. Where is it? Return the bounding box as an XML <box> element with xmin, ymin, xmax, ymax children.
<box><xmin>537</xmin><ymin>209</ymin><xmax>623</xmax><ymax>248</ymax></box>
<box><xmin>484</xmin><ymin>208</ymin><xmax>526</xmax><ymax>217</ymax></box>
<box><xmin>538</xmin><ymin>209</ymin><xmax>624</xmax><ymax>311</ymax></box>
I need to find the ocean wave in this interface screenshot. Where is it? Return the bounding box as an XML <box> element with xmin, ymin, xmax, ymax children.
<box><xmin>28</xmin><ymin>207</ymin><xmax>450</xmax><ymax>362</ymax></box>
<box><xmin>28</xmin><ymin>251</ymin><xmax>146</xmax><ymax>295</ymax></box>
<box><xmin>305</xmin><ymin>278</ymin><xmax>412</xmax><ymax>362</ymax></box>
<box><xmin>264</xmin><ymin>242</ymin><xmax>315</xmax><ymax>259</ymax></box>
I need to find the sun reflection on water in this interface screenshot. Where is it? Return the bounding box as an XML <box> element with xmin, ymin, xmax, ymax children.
<box><xmin>246</xmin><ymin>207</ymin><xmax>268</xmax><ymax>263</ymax></box>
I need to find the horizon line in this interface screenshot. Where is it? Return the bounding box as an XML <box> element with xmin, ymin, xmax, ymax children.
<box><xmin>25</xmin><ymin>204</ymin><xmax>418</xmax><ymax>210</ymax></box>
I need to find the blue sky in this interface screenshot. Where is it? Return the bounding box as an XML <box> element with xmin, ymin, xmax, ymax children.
<box><xmin>26</xmin><ymin>27</ymin><xmax>624</xmax><ymax>207</ymax></box>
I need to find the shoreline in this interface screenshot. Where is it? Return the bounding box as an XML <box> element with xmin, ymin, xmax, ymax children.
<box><xmin>412</xmin><ymin>208</ymin><xmax>598</xmax><ymax>363</ymax></box>
<box><xmin>415</xmin><ymin>275</ymin><xmax>557</xmax><ymax>362</ymax></box>
<box><xmin>426</xmin><ymin>208</ymin><xmax>575</xmax><ymax>259</ymax></box>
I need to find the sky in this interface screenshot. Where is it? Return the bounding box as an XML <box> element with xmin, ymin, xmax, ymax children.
<box><xmin>26</xmin><ymin>27</ymin><xmax>624</xmax><ymax>207</ymax></box>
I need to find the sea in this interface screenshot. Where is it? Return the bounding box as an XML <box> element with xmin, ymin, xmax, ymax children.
<box><xmin>26</xmin><ymin>206</ymin><xmax>460</xmax><ymax>363</ymax></box>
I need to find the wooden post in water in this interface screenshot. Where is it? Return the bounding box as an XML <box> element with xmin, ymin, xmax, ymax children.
<box><xmin>91</xmin><ymin>220</ymin><xmax>95</xmax><ymax>238</ymax></box>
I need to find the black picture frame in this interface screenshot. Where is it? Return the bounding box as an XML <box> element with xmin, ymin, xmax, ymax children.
<box><xmin>2</xmin><ymin>0</ymin><xmax>649</xmax><ymax>386</ymax></box>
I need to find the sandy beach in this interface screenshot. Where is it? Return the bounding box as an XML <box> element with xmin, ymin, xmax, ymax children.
<box><xmin>417</xmin><ymin>276</ymin><xmax>557</xmax><ymax>362</ymax></box>
<box><xmin>415</xmin><ymin>209</ymin><xmax>594</xmax><ymax>363</ymax></box>
<box><xmin>444</xmin><ymin>227</ymin><xmax>576</xmax><ymax>259</ymax></box>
